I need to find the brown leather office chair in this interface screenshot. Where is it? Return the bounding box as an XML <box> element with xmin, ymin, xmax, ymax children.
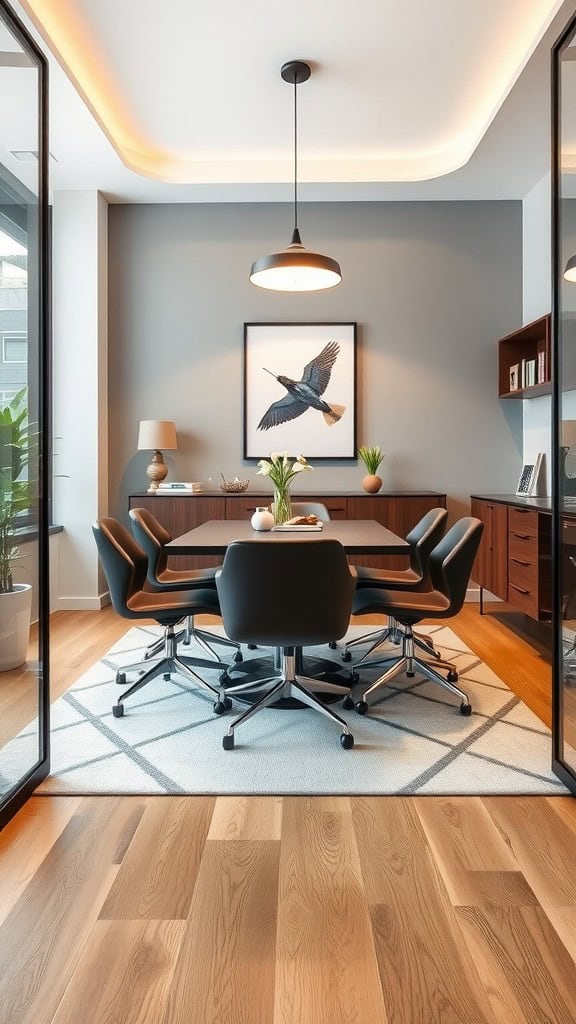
<box><xmin>216</xmin><ymin>538</ymin><xmax>357</xmax><ymax>749</ymax></box>
<box><xmin>129</xmin><ymin>506</ymin><xmax>243</xmax><ymax>663</ymax></box>
<box><xmin>349</xmin><ymin>517</ymin><xmax>483</xmax><ymax>716</ymax></box>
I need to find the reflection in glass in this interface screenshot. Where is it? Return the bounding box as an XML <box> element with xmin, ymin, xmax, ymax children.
<box><xmin>0</xmin><ymin>6</ymin><xmax>47</xmax><ymax>810</ymax></box>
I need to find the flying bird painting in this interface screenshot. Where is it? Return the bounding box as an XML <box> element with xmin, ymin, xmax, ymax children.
<box><xmin>257</xmin><ymin>341</ymin><xmax>346</xmax><ymax>431</ymax></box>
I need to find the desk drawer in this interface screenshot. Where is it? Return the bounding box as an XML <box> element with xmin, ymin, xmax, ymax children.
<box><xmin>508</xmin><ymin>580</ymin><xmax>539</xmax><ymax>617</ymax></box>
<box><xmin>509</xmin><ymin>506</ymin><xmax>538</xmax><ymax>539</ymax></box>
<box><xmin>508</xmin><ymin>556</ymin><xmax>538</xmax><ymax>592</ymax></box>
<box><xmin>508</xmin><ymin>530</ymin><xmax>538</xmax><ymax>566</ymax></box>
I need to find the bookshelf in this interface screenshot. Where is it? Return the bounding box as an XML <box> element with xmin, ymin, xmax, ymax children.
<box><xmin>498</xmin><ymin>313</ymin><xmax>551</xmax><ymax>399</ymax></box>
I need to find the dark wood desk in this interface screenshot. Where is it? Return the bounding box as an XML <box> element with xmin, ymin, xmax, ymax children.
<box><xmin>166</xmin><ymin>519</ymin><xmax>409</xmax><ymax>557</ymax></box>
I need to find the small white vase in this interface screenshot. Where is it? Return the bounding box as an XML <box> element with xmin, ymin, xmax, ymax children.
<box><xmin>251</xmin><ymin>506</ymin><xmax>275</xmax><ymax>531</ymax></box>
<box><xmin>0</xmin><ymin>583</ymin><xmax>33</xmax><ymax>671</ymax></box>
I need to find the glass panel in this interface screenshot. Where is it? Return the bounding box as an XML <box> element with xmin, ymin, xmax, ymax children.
<box><xmin>0</xmin><ymin>3</ymin><xmax>48</xmax><ymax>816</ymax></box>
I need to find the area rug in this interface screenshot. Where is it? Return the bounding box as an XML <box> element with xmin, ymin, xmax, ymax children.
<box><xmin>7</xmin><ymin>624</ymin><xmax>568</xmax><ymax>796</ymax></box>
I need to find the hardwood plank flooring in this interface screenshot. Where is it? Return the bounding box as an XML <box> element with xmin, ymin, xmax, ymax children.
<box><xmin>0</xmin><ymin>794</ymin><xmax>575</xmax><ymax>1024</ymax></box>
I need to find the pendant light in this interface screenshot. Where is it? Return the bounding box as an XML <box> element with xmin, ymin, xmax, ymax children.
<box><xmin>250</xmin><ymin>60</ymin><xmax>342</xmax><ymax>292</ymax></box>
<box><xmin>564</xmin><ymin>255</ymin><xmax>576</xmax><ymax>282</ymax></box>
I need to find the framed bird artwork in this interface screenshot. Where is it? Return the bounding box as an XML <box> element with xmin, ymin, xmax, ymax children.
<box><xmin>243</xmin><ymin>322</ymin><xmax>357</xmax><ymax>460</ymax></box>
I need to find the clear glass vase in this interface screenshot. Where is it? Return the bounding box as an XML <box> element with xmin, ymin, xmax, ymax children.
<box><xmin>272</xmin><ymin>487</ymin><xmax>292</xmax><ymax>525</ymax></box>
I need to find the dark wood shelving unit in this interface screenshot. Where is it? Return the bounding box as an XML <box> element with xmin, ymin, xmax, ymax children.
<box><xmin>498</xmin><ymin>313</ymin><xmax>551</xmax><ymax>399</ymax></box>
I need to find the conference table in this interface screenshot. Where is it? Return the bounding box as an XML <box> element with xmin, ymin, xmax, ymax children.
<box><xmin>166</xmin><ymin>519</ymin><xmax>409</xmax><ymax>704</ymax></box>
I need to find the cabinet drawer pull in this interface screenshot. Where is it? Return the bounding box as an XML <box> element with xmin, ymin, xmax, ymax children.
<box><xmin>512</xmin><ymin>532</ymin><xmax>531</xmax><ymax>540</ymax></box>
<box><xmin>514</xmin><ymin>508</ymin><xmax>530</xmax><ymax>513</ymax></box>
<box><xmin>327</xmin><ymin>507</ymin><xmax>345</xmax><ymax>512</ymax></box>
<box><xmin>510</xmin><ymin>582</ymin><xmax>530</xmax><ymax>595</ymax></box>
<box><xmin>510</xmin><ymin>557</ymin><xmax>531</xmax><ymax>566</ymax></box>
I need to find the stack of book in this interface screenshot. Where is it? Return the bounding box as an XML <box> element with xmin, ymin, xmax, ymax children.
<box><xmin>157</xmin><ymin>481</ymin><xmax>203</xmax><ymax>494</ymax></box>
<box><xmin>520</xmin><ymin>358</ymin><xmax>537</xmax><ymax>388</ymax></box>
<box><xmin>537</xmin><ymin>350</ymin><xmax>547</xmax><ymax>384</ymax></box>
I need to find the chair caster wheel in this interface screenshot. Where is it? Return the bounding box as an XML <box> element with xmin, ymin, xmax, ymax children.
<box><xmin>447</xmin><ymin>670</ymin><xmax>459</xmax><ymax>683</ymax></box>
<box><xmin>460</xmin><ymin>702</ymin><xmax>472</xmax><ymax>717</ymax></box>
<box><xmin>406</xmin><ymin>671</ymin><xmax>415</xmax><ymax>678</ymax></box>
<box><xmin>247</xmin><ymin>643</ymin><xmax>257</xmax><ymax>650</ymax></box>
<box><xmin>182</xmin><ymin>638</ymin><xmax>191</xmax><ymax>646</ymax></box>
<box><xmin>112</xmin><ymin>704</ymin><xmax>124</xmax><ymax>718</ymax></box>
<box><xmin>213</xmin><ymin>700</ymin><xmax>227</xmax><ymax>715</ymax></box>
<box><xmin>328</xmin><ymin>642</ymin><xmax>338</xmax><ymax>650</ymax></box>
<box><xmin>355</xmin><ymin>700</ymin><xmax>368</xmax><ymax>716</ymax></box>
<box><xmin>163</xmin><ymin>672</ymin><xmax>171</xmax><ymax>680</ymax></box>
<box><xmin>233</xmin><ymin>651</ymin><xmax>243</xmax><ymax>663</ymax></box>
<box><xmin>351</xmin><ymin>671</ymin><xmax>360</xmax><ymax>684</ymax></box>
<box><xmin>341</xmin><ymin>651</ymin><xmax>352</xmax><ymax>662</ymax></box>
<box><xmin>219</xmin><ymin>671</ymin><xmax>230</xmax><ymax>685</ymax></box>
<box><xmin>342</xmin><ymin>694</ymin><xmax>354</xmax><ymax>710</ymax></box>
<box><xmin>222</xmin><ymin>733</ymin><xmax>234</xmax><ymax>750</ymax></box>
<box><xmin>116</xmin><ymin>672</ymin><xmax>126</xmax><ymax>686</ymax></box>
<box><xmin>341</xmin><ymin>732</ymin><xmax>354</xmax><ymax>749</ymax></box>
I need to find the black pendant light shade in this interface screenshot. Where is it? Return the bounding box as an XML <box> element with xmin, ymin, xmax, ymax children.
<box><xmin>250</xmin><ymin>61</ymin><xmax>342</xmax><ymax>292</ymax></box>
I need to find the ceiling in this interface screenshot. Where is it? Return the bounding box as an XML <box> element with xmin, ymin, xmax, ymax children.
<box><xmin>3</xmin><ymin>0</ymin><xmax>576</xmax><ymax>202</ymax></box>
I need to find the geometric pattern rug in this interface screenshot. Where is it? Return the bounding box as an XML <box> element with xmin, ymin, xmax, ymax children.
<box><xmin>10</xmin><ymin>623</ymin><xmax>567</xmax><ymax>796</ymax></box>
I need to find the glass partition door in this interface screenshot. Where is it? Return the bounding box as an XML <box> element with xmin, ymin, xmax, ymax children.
<box><xmin>0</xmin><ymin>0</ymin><xmax>49</xmax><ymax>828</ymax></box>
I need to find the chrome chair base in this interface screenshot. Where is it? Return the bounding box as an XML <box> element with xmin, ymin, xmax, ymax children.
<box><xmin>353</xmin><ymin>626</ymin><xmax>471</xmax><ymax>717</ymax></box>
<box><xmin>343</xmin><ymin>615</ymin><xmax>440</xmax><ymax>664</ymax></box>
<box><xmin>144</xmin><ymin>614</ymin><xmax>242</xmax><ymax>663</ymax></box>
<box><xmin>222</xmin><ymin>652</ymin><xmax>354</xmax><ymax>749</ymax></box>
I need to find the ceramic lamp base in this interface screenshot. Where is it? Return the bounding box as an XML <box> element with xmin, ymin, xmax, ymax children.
<box><xmin>146</xmin><ymin>449</ymin><xmax>168</xmax><ymax>492</ymax></box>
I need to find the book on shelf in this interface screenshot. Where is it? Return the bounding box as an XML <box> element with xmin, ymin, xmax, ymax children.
<box><xmin>521</xmin><ymin>357</ymin><xmax>526</xmax><ymax>388</ymax></box>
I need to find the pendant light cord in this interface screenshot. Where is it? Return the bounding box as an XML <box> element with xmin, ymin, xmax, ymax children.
<box><xmin>293</xmin><ymin>75</ymin><xmax>298</xmax><ymax>231</ymax></box>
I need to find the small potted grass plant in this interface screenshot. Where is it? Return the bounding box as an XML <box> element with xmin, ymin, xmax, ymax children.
<box><xmin>0</xmin><ymin>389</ymin><xmax>33</xmax><ymax>670</ymax></box>
<box><xmin>358</xmin><ymin>443</ymin><xmax>384</xmax><ymax>493</ymax></box>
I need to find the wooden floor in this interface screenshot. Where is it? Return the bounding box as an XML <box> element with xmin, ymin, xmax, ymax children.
<box><xmin>1</xmin><ymin>606</ymin><xmax>574</xmax><ymax>1024</ymax></box>
<box><xmin>1</xmin><ymin>793</ymin><xmax>576</xmax><ymax>1024</ymax></box>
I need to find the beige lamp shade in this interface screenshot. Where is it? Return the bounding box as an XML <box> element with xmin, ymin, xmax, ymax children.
<box><xmin>137</xmin><ymin>420</ymin><xmax>177</xmax><ymax>451</ymax></box>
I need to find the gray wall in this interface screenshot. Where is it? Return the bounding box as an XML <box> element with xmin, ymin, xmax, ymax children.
<box><xmin>108</xmin><ymin>201</ymin><xmax>523</xmax><ymax>520</ymax></box>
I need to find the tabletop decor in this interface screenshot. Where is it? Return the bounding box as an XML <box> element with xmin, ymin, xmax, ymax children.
<box><xmin>358</xmin><ymin>443</ymin><xmax>384</xmax><ymax>493</ymax></box>
<box><xmin>219</xmin><ymin>474</ymin><xmax>250</xmax><ymax>493</ymax></box>
<box><xmin>137</xmin><ymin>419</ymin><xmax>177</xmax><ymax>493</ymax></box>
<box><xmin>257</xmin><ymin>452</ymin><xmax>313</xmax><ymax>524</ymax></box>
<box><xmin>243</xmin><ymin>322</ymin><xmax>357</xmax><ymax>459</ymax></box>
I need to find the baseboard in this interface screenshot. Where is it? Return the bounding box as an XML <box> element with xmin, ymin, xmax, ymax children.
<box><xmin>56</xmin><ymin>591</ymin><xmax>110</xmax><ymax>611</ymax></box>
<box><xmin>465</xmin><ymin>587</ymin><xmax>502</xmax><ymax>604</ymax></box>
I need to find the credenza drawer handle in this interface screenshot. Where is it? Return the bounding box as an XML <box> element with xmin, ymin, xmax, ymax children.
<box><xmin>512</xmin><ymin>533</ymin><xmax>531</xmax><ymax>540</ymax></box>
<box><xmin>510</xmin><ymin>557</ymin><xmax>531</xmax><ymax>567</ymax></box>
<box><xmin>510</xmin><ymin>583</ymin><xmax>530</xmax><ymax>595</ymax></box>
<box><xmin>327</xmin><ymin>507</ymin><xmax>345</xmax><ymax>512</ymax></box>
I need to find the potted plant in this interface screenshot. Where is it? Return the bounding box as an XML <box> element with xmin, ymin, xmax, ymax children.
<box><xmin>0</xmin><ymin>389</ymin><xmax>33</xmax><ymax>670</ymax></box>
<box><xmin>358</xmin><ymin>443</ymin><xmax>384</xmax><ymax>493</ymax></box>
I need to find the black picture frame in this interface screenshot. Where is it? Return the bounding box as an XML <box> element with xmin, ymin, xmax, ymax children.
<box><xmin>243</xmin><ymin>322</ymin><xmax>357</xmax><ymax>460</ymax></box>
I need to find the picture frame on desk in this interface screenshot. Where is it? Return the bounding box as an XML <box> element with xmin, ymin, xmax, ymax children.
<box><xmin>509</xmin><ymin>363</ymin><xmax>519</xmax><ymax>392</ymax></box>
<box><xmin>243</xmin><ymin>322</ymin><xmax>357</xmax><ymax>460</ymax></box>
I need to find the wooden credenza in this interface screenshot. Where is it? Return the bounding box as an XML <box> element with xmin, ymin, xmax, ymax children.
<box><xmin>128</xmin><ymin>491</ymin><xmax>447</xmax><ymax>571</ymax></box>
<box><xmin>470</xmin><ymin>494</ymin><xmax>552</xmax><ymax>620</ymax></box>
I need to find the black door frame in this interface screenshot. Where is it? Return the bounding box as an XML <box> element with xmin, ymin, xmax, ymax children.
<box><xmin>552</xmin><ymin>10</ymin><xmax>576</xmax><ymax>795</ymax></box>
<box><xmin>0</xmin><ymin>0</ymin><xmax>50</xmax><ymax>830</ymax></box>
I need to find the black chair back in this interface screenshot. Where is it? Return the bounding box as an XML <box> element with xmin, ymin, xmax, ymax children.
<box><xmin>92</xmin><ymin>517</ymin><xmax>148</xmax><ymax>616</ymax></box>
<box><xmin>406</xmin><ymin>506</ymin><xmax>448</xmax><ymax>581</ymax></box>
<box><xmin>129</xmin><ymin>507</ymin><xmax>171</xmax><ymax>580</ymax></box>
<box><xmin>428</xmin><ymin>517</ymin><xmax>484</xmax><ymax>614</ymax></box>
<box><xmin>216</xmin><ymin>539</ymin><xmax>355</xmax><ymax>647</ymax></box>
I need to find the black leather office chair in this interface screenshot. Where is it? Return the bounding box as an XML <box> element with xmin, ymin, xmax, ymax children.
<box><xmin>341</xmin><ymin>507</ymin><xmax>448</xmax><ymax>664</ymax></box>
<box><xmin>129</xmin><ymin>507</ymin><xmax>242</xmax><ymax>663</ymax></box>
<box><xmin>216</xmin><ymin>539</ymin><xmax>357</xmax><ymax>749</ymax></box>
<box><xmin>93</xmin><ymin>517</ymin><xmax>235</xmax><ymax>718</ymax></box>
<box><xmin>349</xmin><ymin>517</ymin><xmax>483</xmax><ymax>716</ymax></box>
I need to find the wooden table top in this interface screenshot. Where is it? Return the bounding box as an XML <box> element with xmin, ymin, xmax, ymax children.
<box><xmin>166</xmin><ymin>519</ymin><xmax>409</xmax><ymax>556</ymax></box>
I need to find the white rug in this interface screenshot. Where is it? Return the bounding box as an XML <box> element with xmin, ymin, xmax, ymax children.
<box><xmin>5</xmin><ymin>624</ymin><xmax>567</xmax><ymax>796</ymax></box>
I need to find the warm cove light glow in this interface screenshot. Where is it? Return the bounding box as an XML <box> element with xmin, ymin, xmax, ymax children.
<box><xmin>20</xmin><ymin>0</ymin><xmax>565</xmax><ymax>185</ymax></box>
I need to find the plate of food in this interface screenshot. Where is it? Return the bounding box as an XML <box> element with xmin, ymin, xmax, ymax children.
<box><xmin>272</xmin><ymin>514</ymin><xmax>324</xmax><ymax>531</ymax></box>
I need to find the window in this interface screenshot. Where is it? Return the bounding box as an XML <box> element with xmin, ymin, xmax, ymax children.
<box><xmin>2</xmin><ymin>334</ymin><xmax>26</xmax><ymax>363</ymax></box>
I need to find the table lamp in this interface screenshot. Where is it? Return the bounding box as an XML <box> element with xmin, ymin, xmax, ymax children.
<box><xmin>137</xmin><ymin>419</ymin><xmax>177</xmax><ymax>493</ymax></box>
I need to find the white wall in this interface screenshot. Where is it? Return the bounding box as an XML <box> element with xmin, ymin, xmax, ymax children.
<box><xmin>522</xmin><ymin>172</ymin><xmax>552</xmax><ymax>494</ymax></box>
<box><xmin>52</xmin><ymin>191</ymin><xmax>110</xmax><ymax>609</ymax></box>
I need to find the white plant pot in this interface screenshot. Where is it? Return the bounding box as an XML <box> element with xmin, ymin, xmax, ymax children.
<box><xmin>0</xmin><ymin>584</ymin><xmax>33</xmax><ymax>671</ymax></box>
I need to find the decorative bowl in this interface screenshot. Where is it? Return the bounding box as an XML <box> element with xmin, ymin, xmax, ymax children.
<box><xmin>219</xmin><ymin>477</ymin><xmax>250</xmax><ymax>493</ymax></box>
